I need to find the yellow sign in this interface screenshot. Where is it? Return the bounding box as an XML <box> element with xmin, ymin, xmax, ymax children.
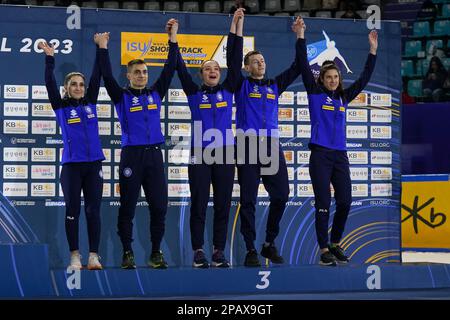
<box><xmin>121</xmin><ymin>32</ymin><xmax>254</xmax><ymax>68</ymax></box>
<box><xmin>401</xmin><ymin>179</ymin><xmax>450</xmax><ymax>249</ymax></box>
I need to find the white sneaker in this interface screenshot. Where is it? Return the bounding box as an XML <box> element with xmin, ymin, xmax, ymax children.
<box><xmin>69</xmin><ymin>253</ymin><xmax>82</xmax><ymax>270</ymax></box>
<box><xmin>87</xmin><ymin>253</ymin><xmax>103</xmax><ymax>270</ymax></box>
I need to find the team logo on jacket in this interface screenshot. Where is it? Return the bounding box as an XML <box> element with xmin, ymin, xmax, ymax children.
<box><xmin>199</xmin><ymin>94</ymin><xmax>211</xmax><ymax>108</ymax></box>
<box><xmin>132</xmin><ymin>96</ymin><xmax>140</xmax><ymax>106</ymax></box>
<box><xmin>85</xmin><ymin>106</ymin><xmax>95</xmax><ymax>119</ymax></box>
<box><xmin>67</xmin><ymin>109</ymin><xmax>81</xmax><ymax>124</ymax></box>
<box><xmin>306</xmin><ymin>30</ymin><xmax>352</xmax><ymax>76</ymax></box>
<box><xmin>325</xmin><ymin>96</ymin><xmax>333</xmax><ymax>104</ymax></box>
<box><xmin>249</xmin><ymin>85</ymin><xmax>262</xmax><ymax>98</ymax></box>
<box><xmin>147</xmin><ymin>94</ymin><xmax>157</xmax><ymax>110</ymax></box>
<box><xmin>123</xmin><ymin>167</ymin><xmax>132</xmax><ymax>177</ymax></box>
<box><xmin>266</xmin><ymin>87</ymin><xmax>276</xmax><ymax>100</ymax></box>
<box><xmin>216</xmin><ymin>92</ymin><xmax>223</xmax><ymax>101</ymax></box>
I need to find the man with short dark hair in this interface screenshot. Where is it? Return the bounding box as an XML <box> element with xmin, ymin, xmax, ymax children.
<box><xmin>95</xmin><ymin>19</ymin><xmax>179</xmax><ymax>269</ymax></box>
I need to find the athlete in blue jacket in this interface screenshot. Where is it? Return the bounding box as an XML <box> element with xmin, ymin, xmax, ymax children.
<box><xmin>175</xmin><ymin>9</ymin><xmax>244</xmax><ymax>268</ymax></box>
<box><xmin>95</xmin><ymin>20</ymin><xmax>179</xmax><ymax>269</ymax></box>
<box><xmin>39</xmin><ymin>40</ymin><xmax>105</xmax><ymax>271</ymax></box>
<box><xmin>234</xmin><ymin>16</ymin><xmax>304</xmax><ymax>267</ymax></box>
<box><xmin>297</xmin><ymin>18</ymin><xmax>378</xmax><ymax>266</ymax></box>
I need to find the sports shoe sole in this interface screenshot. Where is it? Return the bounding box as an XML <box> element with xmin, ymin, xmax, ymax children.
<box><xmin>149</xmin><ymin>263</ymin><xmax>168</xmax><ymax>269</ymax></box>
<box><xmin>211</xmin><ymin>261</ymin><xmax>230</xmax><ymax>268</ymax></box>
<box><xmin>193</xmin><ymin>262</ymin><xmax>209</xmax><ymax>268</ymax></box>
<box><xmin>319</xmin><ymin>261</ymin><xmax>337</xmax><ymax>266</ymax></box>
<box><xmin>68</xmin><ymin>265</ymin><xmax>83</xmax><ymax>270</ymax></box>
<box><xmin>87</xmin><ymin>265</ymin><xmax>103</xmax><ymax>270</ymax></box>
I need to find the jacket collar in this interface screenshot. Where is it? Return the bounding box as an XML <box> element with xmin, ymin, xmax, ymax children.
<box><xmin>127</xmin><ymin>86</ymin><xmax>150</xmax><ymax>96</ymax></box>
<box><xmin>319</xmin><ymin>84</ymin><xmax>340</xmax><ymax>100</ymax></box>
<box><xmin>247</xmin><ymin>76</ymin><xmax>273</xmax><ymax>86</ymax></box>
<box><xmin>62</xmin><ymin>96</ymin><xmax>86</xmax><ymax>106</ymax></box>
<box><xmin>200</xmin><ymin>84</ymin><xmax>221</xmax><ymax>94</ymax></box>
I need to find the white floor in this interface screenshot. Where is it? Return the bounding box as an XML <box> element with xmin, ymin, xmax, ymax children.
<box><xmin>402</xmin><ymin>251</ymin><xmax>450</xmax><ymax>264</ymax></box>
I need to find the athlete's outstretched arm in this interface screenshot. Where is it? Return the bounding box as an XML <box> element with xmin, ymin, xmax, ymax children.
<box><xmin>39</xmin><ymin>41</ymin><xmax>62</xmax><ymax>109</ymax></box>
<box><xmin>85</xmin><ymin>40</ymin><xmax>102</xmax><ymax>105</ymax></box>
<box><xmin>344</xmin><ymin>30</ymin><xmax>378</xmax><ymax>103</ymax></box>
<box><xmin>224</xmin><ymin>8</ymin><xmax>245</xmax><ymax>92</ymax></box>
<box><xmin>175</xmin><ymin>20</ymin><xmax>198</xmax><ymax>96</ymax></box>
<box><xmin>276</xmin><ymin>16</ymin><xmax>312</xmax><ymax>94</ymax></box>
<box><xmin>95</xmin><ymin>32</ymin><xmax>124</xmax><ymax>104</ymax></box>
<box><xmin>152</xmin><ymin>18</ymin><xmax>180</xmax><ymax>100</ymax></box>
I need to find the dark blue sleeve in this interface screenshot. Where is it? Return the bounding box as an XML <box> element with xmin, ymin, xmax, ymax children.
<box><xmin>344</xmin><ymin>53</ymin><xmax>377</xmax><ymax>103</ymax></box>
<box><xmin>97</xmin><ymin>48</ymin><xmax>124</xmax><ymax>104</ymax></box>
<box><xmin>176</xmin><ymin>47</ymin><xmax>199</xmax><ymax>96</ymax></box>
<box><xmin>44</xmin><ymin>55</ymin><xmax>63</xmax><ymax>110</ymax></box>
<box><xmin>152</xmin><ymin>41</ymin><xmax>179</xmax><ymax>100</ymax></box>
<box><xmin>223</xmin><ymin>33</ymin><xmax>245</xmax><ymax>93</ymax></box>
<box><xmin>274</xmin><ymin>38</ymin><xmax>303</xmax><ymax>94</ymax></box>
<box><xmin>297</xmin><ymin>38</ymin><xmax>317</xmax><ymax>94</ymax></box>
<box><xmin>85</xmin><ymin>47</ymin><xmax>101</xmax><ymax>105</ymax></box>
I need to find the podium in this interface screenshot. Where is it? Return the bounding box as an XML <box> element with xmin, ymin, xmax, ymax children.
<box><xmin>2</xmin><ymin>246</ymin><xmax>450</xmax><ymax>298</ymax></box>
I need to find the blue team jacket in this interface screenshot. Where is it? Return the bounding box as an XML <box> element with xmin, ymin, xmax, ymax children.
<box><xmin>234</xmin><ymin>38</ymin><xmax>303</xmax><ymax>137</ymax></box>
<box><xmin>98</xmin><ymin>41</ymin><xmax>178</xmax><ymax>147</ymax></box>
<box><xmin>45</xmin><ymin>54</ymin><xmax>105</xmax><ymax>164</ymax></box>
<box><xmin>176</xmin><ymin>33</ymin><xmax>242</xmax><ymax>148</ymax></box>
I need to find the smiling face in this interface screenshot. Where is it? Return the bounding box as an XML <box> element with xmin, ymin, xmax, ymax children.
<box><xmin>200</xmin><ymin>60</ymin><xmax>221</xmax><ymax>86</ymax></box>
<box><xmin>244</xmin><ymin>53</ymin><xmax>266</xmax><ymax>79</ymax></box>
<box><xmin>321</xmin><ymin>68</ymin><xmax>341</xmax><ymax>91</ymax></box>
<box><xmin>64</xmin><ymin>74</ymin><xmax>85</xmax><ymax>100</ymax></box>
